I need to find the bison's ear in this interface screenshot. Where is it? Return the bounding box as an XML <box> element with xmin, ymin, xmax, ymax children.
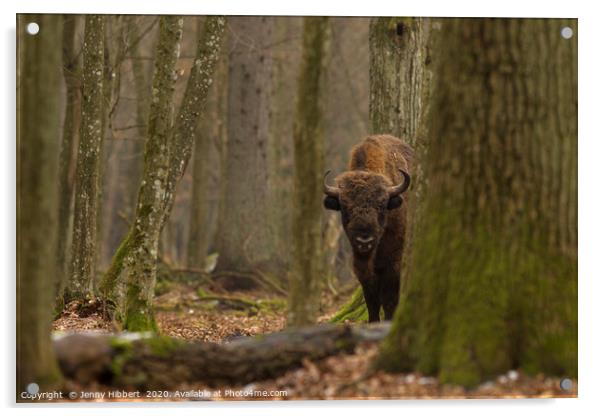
<box><xmin>323</xmin><ymin>196</ymin><xmax>341</xmax><ymax>211</ymax></box>
<box><xmin>387</xmin><ymin>195</ymin><xmax>403</xmax><ymax>210</ymax></box>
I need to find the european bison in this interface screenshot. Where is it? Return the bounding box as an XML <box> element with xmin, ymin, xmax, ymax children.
<box><xmin>323</xmin><ymin>135</ymin><xmax>412</xmax><ymax>322</ymax></box>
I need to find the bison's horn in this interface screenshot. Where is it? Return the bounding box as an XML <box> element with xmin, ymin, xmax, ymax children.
<box><xmin>323</xmin><ymin>170</ymin><xmax>340</xmax><ymax>198</ymax></box>
<box><xmin>388</xmin><ymin>169</ymin><xmax>411</xmax><ymax>197</ymax></box>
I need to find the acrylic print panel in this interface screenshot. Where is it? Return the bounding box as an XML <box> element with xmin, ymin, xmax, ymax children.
<box><xmin>16</xmin><ymin>14</ymin><xmax>577</xmax><ymax>402</ymax></box>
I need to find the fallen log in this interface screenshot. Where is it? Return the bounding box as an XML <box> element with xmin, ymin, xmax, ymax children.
<box><xmin>54</xmin><ymin>322</ymin><xmax>390</xmax><ymax>389</ymax></box>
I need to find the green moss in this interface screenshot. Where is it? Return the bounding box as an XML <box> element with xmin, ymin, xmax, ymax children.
<box><xmin>124</xmin><ymin>283</ymin><xmax>158</xmax><ymax>332</ymax></box>
<box><xmin>143</xmin><ymin>335</ymin><xmax>184</xmax><ymax>357</ymax></box>
<box><xmin>99</xmin><ymin>229</ymin><xmax>132</xmax><ymax>298</ymax></box>
<box><xmin>110</xmin><ymin>338</ymin><xmax>134</xmax><ymax>377</ymax></box>
<box><xmin>197</xmin><ymin>287</ymin><xmax>210</xmax><ymax>298</ymax></box>
<box><xmin>330</xmin><ymin>287</ymin><xmax>368</xmax><ymax>323</ymax></box>
<box><xmin>124</xmin><ymin>307</ymin><xmax>158</xmax><ymax>332</ymax></box>
<box><xmin>154</xmin><ymin>279</ymin><xmax>173</xmax><ymax>296</ymax></box>
<box><xmin>519</xmin><ymin>250</ymin><xmax>577</xmax><ymax>378</ymax></box>
<box><xmin>257</xmin><ymin>298</ymin><xmax>287</xmax><ymax>313</ymax></box>
<box><xmin>374</xmin><ymin>207</ymin><xmax>577</xmax><ymax>387</ymax></box>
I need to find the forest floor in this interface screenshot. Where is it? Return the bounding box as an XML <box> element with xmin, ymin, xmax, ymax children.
<box><xmin>52</xmin><ymin>281</ymin><xmax>577</xmax><ymax>401</ymax></box>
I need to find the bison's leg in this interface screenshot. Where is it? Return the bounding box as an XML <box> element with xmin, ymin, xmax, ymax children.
<box><xmin>360</xmin><ymin>280</ymin><xmax>381</xmax><ymax>323</ymax></box>
<box><xmin>381</xmin><ymin>270</ymin><xmax>400</xmax><ymax>321</ymax></box>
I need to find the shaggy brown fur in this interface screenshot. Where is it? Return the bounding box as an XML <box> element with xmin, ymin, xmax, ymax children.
<box><xmin>324</xmin><ymin>135</ymin><xmax>413</xmax><ymax>322</ymax></box>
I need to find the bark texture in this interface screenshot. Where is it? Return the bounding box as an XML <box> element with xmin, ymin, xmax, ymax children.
<box><xmin>369</xmin><ymin>17</ymin><xmax>431</xmax><ymax>143</ymax></box>
<box><xmin>55</xmin><ymin>15</ymin><xmax>83</xmax><ymax>302</ymax></box>
<box><xmin>186</xmin><ymin>130</ymin><xmax>212</xmax><ymax>268</ymax></box>
<box><xmin>67</xmin><ymin>15</ymin><xmax>105</xmax><ymax>301</ymax></box>
<box><xmin>374</xmin><ymin>18</ymin><xmax>577</xmax><ymax>387</ymax></box>
<box><xmin>266</xmin><ymin>17</ymin><xmax>302</xmax><ymax>275</ymax></box>
<box><xmin>160</xmin><ymin>16</ymin><xmax>226</xmax><ymax>228</ymax></box>
<box><xmin>17</xmin><ymin>14</ymin><xmax>63</xmax><ymax>395</ymax></box>
<box><xmin>288</xmin><ymin>17</ymin><xmax>329</xmax><ymax>326</ymax></box>
<box><xmin>214</xmin><ymin>17</ymin><xmax>278</xmax><ymax>281</ymax></box>
<box><xmin>99</xmin><ymin>16</ymin><xmax>184</xmax><ymax>331</ymax></box>
<box><xmin>187</xmin><ymin>19</ymin><xmax>228</xmax><ymax>268</ymax></box>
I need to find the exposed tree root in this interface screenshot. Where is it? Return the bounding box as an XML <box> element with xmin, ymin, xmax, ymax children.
<box><xmin>329</xmin><ymin>287</ymin><xmax>368</xmax><ymax>323</ymax></box>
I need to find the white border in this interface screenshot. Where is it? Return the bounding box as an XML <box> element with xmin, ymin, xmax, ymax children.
<box><xmin>2</xmin><ymin>1</ymin><xmax>600</xmax><ymax>415</ymax></box>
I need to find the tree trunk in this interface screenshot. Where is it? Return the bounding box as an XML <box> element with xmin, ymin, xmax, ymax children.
<box><xmin>159</xmin><ymin>16</ymin><xmax>226</xmax><ymax>229</ymax></box>
<box><xmin>67</xmin><ymin>15</ymin><xmax>105</xmax><ymax>301</ymax></box>
<box><xmin>17</xmin><ymin>14</ymin><xmax>63</xmax><ymax>395</ymax></box>
<box><xmin>288</xmin><ymin>17</ymin><xmax>329</xmax><ymax>326</ymax></box>
<box><xmin>97</xmin><ymin>16</ymin><xmax>130</xmax><ymax>270</ymax></box>
<box><xmin>98</xmin><ymin>16</ymin><xmax>183</xmax><ymax>331</ymax></box>
<box><xmin>129</xmin><ymin>16</ymin><xmax>152</xmax><ymax>140</ymax></box>
<box><xmin>369</xmin><ymin>18</ymin><xmax>431</xmax><ymax>142</ymax></box>
<box><xmin>331</xmin><ymin>17</ymin><xmax>432</xmax><ymax>322</ymax></box>
<box><xmin>374</xmin><ymin>18</ymin><xmax>577</xmax><ymax>387</ymax></box>
<box><xmin>55</xmin><ymin>14</ymin><xmax>83</xmax><ymax>304</ymax></box>
<box><xmin>187</xmin><ymin>19</ymin><xmax>228</xmax><ymax>269</ymax></box>
<box><xmin>265</xmin><ymin>17</ymin><xmax>301</xmax><ymax>277</ymax></box>
<box><xmin>125</xmin><ymin>17</ymin><xmax>152</xmax><ymax>218</ymax></box>
<box><xmin>186</xmin><ymin>131</ymin><xmax>212</xmax><ymax>268</ymax></box>
<box><xmin>214</xmin><ymin>17</ymin><xmax>278</xmax><ymax>284</ymax></box>
<box><xmin>103</xmin><ymin>16</ymin><xmax>152</xmax><ymax>266</ymax></box>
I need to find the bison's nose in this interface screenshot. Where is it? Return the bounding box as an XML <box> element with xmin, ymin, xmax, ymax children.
<box><xmin>356</xmin><ymin>235</ymin><xmax>374</xmax><ymax>244</ymax></box>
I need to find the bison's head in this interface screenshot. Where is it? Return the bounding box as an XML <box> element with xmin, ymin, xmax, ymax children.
<box><xmin>323</xmin><ymin>169</ymin><xmax>410</xmax><ymax>257</ymax></box>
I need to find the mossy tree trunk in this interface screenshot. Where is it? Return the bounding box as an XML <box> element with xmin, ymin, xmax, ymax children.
<box><xmin>17</xmin><ymin>14</ymin><xmax>63</xmax><ymax>395</ymax></box>
<box><xmin>187</xmin><ymin>19</ymin><xmax>228</xmax><ymax>269</ymax></box>
<box><xmin>156</xmin><ymin>16</ymin><xmax>226</xmax><ymax>268</ymax></box>
<box><xmin>127</xmin><ymin>15</ymin><xmax>154</xmax><ymax>217</ymax></box>
<box><xmin>287</xmin><ymin>17</ymin><xmax>329</xmax><ymax>326</ymax></box>
<box><xmin>214</xmin><ymin>17</ymin><xmax>279</xmax><ymax>283</ymax></box>
<box><xmin>66</xmin><ymin>15</ymin><xmax>105</xmax><ymax>302</ymax></box>
<box><xmin>100</xmin><ymin>16</ymin><xmax>225</xmax><ymax>331</ymax></box>
<box><xmin>331</xmin><ymin>17</ymin><xmax>432</xmax><ymax>322</ymax></box>
<box><xmin>99</xmin><ymin>16</ymin><xmax>184</xmax><ymax>331</ymax></box>
<box><xmin>159</xmin><ymin>16</ymin><xmax>226</xmax><ymax>229</ymax></box>
<box><xmin>55</xmin><ymin>14</ymin><xmax>83</xmax><ymax>304</ymax></box>
<box><xmin>374</xmin><ymin>18</ymin><xmax>577</xmax><ymax>387</ymax></box>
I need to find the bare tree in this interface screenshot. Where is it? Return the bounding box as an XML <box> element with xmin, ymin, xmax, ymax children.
<box><xmin>214</xmin><ymin>17</ymin><xmax>278</xmax><ymax>284</ymax></box>
<box><xmin>17</xmin><ymin>14</ymin><xmax>63</xmax><ymax>395</ymax></box>
<box><xmin>159</xmin><ymin>16</ymin><xmax>226</xmax><ymax>229</ymax></box>
<box><xmin>55</xmin><ymin>14</ymin><xmax>82</xmax><ymax>303</ymax></box>
<box><xmin>288</xmin><ymin>17</ymin><xmax>330</xmax><ymax>326</ymax></box>
<box><xmin>100</xmin><ymin>16</ymin><xmax>225</xmax><ymax>330</ymax></box>
<box><xmin>187</xmin><ymin>26</ymin><xmax>228</xmax><ymax>268</ymax></box>
<box><xmin>99</xmin><ymin>16</ymin><xmax>183</xmax><ymax>330</ymax></box>
<box><xmin>66</xmin><ymin>15</ymin><xmax>105</xmax><ymax>302</ymax></box>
